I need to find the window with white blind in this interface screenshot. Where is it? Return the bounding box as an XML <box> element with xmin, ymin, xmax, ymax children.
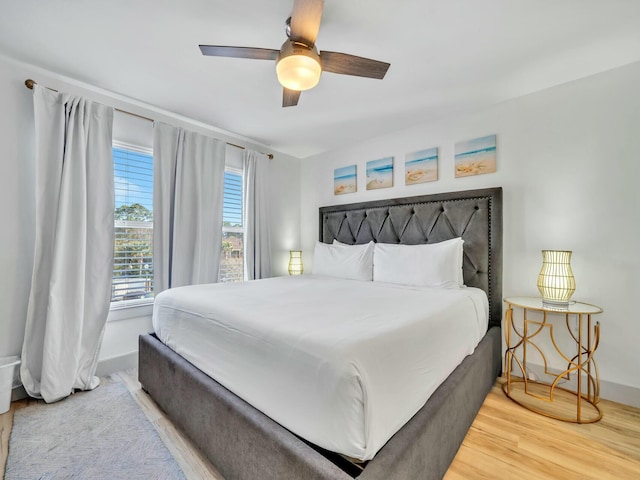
<box><xmin>220</xmin><ymin>169</ymin><xmax>244</xmax><ymax>283</ymax></box>
<box><xmin>112</xmin><ymin>145</ymin><xmax>154</xmax><ymax>304</ymax></box>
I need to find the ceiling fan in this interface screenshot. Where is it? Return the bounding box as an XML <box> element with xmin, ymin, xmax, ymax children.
<box><xmin>199</xmin><ymin>0</ymin><xmax>391</xmax><ymax>107</ymax></box>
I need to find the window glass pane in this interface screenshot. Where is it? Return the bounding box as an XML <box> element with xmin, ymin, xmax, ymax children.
<box><xmin>112</xmin><ymin>147</ymin><xmax>154</xmax><ymax>302</ymax></box>
<box><xmin>223</xmin><ymin>172</ymin><xmax>243</xmax><ymax>227</ymax></box>
<box><xmin>220</xmin><ymin>170</ymin><xmax>244</xmax><ymax>283</ymax></box>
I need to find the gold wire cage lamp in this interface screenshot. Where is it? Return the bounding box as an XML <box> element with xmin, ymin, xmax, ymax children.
<box><xmin>537</xmin><ymin>250</ymin><xmax>576</xmax><ymax>308</ymax></box>
<box><xmin>288</xmin><ymin>250</ymin><xmax>304</xmax><ymax>276</ymax></box>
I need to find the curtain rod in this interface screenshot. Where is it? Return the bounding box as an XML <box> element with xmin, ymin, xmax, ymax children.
<box><xmin>24</xmin><ymin>79</ymin><xmax>273</xmax><ymax>160</ymax></box>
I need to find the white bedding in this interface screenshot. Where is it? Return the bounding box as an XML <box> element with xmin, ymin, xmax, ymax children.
<box><xmin>152</xmin><ymin>275</ymin><xmax>488</xmax><ymax>461</ymax></box>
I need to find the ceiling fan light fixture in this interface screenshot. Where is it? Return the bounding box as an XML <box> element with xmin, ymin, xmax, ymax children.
<box><xmin>276</xmin><ymin>41</ymin><xmax>321</xmax><ymax>91</ymax></box>
<box><xmin>199</xmin><ymin>0</ymin><xmax>390</xmax><ymax>107</ymax></box>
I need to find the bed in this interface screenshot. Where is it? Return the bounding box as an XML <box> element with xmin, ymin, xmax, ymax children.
<box><xmin>139</xmin><ymin>186</ymin><xmax>503</xmax><ymax>480</ymax></box>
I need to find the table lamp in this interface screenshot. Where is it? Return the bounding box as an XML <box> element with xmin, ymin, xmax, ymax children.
<box><xmin>288</xmin><ymin>250</ymin><xmax>303</xmax><ymax>275</ymax></box>
<box><xmin>537</xmin><ymin>250</ymin><xmax>576</xmax><ymax>308</ymax></box>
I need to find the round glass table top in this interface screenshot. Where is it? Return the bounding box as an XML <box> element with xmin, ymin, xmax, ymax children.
<box><xmin>504</xmin><ymin>296</ymin><xmax>603</xmax><ymax>314</ymax></box>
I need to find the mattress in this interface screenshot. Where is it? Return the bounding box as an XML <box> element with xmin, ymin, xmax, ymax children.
<box><xmin>152</xmin><ymin>275</ymin><xmax>488</xmax><ymax>461</ymax></box>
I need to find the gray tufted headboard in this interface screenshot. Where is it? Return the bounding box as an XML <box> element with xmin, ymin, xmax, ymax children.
<box><xmin>319</xmin><ymin>187</ymin><xmax>503</xmax><ymax>329</ymax></box>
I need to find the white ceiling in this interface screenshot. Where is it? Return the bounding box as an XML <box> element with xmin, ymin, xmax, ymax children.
<box><xmin>1</xmin><ymin>0</ymin><xmax>639</xmax><ymax>158</ymax></box>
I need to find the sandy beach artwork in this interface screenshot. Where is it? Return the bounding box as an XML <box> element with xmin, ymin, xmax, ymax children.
<box><xmin>366</xmin><ymin>157</ymin><xmax>393</xmax><ymax>190</ymax></box>
<box><xmin>334</xmin><ymin>165</ymin><xmax>357</xmax><ymax>195</ymax></box>
<box><xmin>405</xmin><ymin>148</ymin><xmax>438</xmax><ymax>185</ymax></box>
<box><xmin>455</xmin><ymin>135</ymin><xmax>496</xmax><ymax>177</ymax></box>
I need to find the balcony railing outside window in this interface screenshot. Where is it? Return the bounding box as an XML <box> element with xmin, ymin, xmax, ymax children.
<box><xmin>112</xmin><ymin>220</ymin><xmax>154</xmax><ymax>302</ymax></box>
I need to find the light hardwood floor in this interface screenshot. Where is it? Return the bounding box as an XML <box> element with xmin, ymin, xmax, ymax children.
<box><xmin>0</xmin><ymin>402</ymin><xmax>13</xmax><ymax>478</ymax></box>
<box><xmin>2</xmin><ymin>374</ymin><xmax>639</xmax><ymax>479</ymax></box>
<box><xmin>444</xmin><ymin>381</ymin><xmax>640</xmax><ymax>480</ymax></box>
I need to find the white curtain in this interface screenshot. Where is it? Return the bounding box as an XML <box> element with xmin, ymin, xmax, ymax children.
<box><xmin>21</xmin><ymin>85</ymin><xmax>114</xmax><ymax>403</ymax></box>
<box><xmin>153</xmin><ymin>122</ymin><xmax>225</xmax><ymax>293</ymax></box>
<box><xmin>243</xmin><ymin>150</ymin><xmax>272</xmax><ymax>280</ymax></box>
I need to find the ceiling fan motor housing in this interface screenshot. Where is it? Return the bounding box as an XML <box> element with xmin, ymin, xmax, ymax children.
<box><xmin>276</xmin><ymin>40</ymin><xmax>322</xmax><ymax>91</ymax></box>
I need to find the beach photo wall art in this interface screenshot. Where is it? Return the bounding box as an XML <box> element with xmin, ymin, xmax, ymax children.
<box><xmin>454</xmin><ymin>134</ymin><xmax>497</xmax><ymax>178</ymax></box>
<box><xmin>366</xmin><ymin>157</ymin><xmax>394</xmax><ymax>190</ymax></box>
<box><xmin>405</xmin><ymin>147</ymin><xmax>438</xmax><ymax>185</ymax></box>
<box><xmin>334</xmin><ymin>165</ymin><xmax>357</xmax><ymax>195</ymax></box>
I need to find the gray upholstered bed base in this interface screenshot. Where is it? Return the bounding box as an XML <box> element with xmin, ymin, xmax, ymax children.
<box><xmin>139</xmin><ymin>327</ymin><xmax>501</xmax><ymax>480</ymax></box>
<box><xmin>138</xmin><ymin>187</ymin><xmax>503</xmax><ymax>479</ymax></box>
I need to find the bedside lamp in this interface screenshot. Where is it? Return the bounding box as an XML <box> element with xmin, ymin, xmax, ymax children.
<box><xmin>537</xmin><ymin>250</ymin><xmax>576</xmax><ymax>308</ymax></box>
<box><xmin>288</xmin><ymin>250</ymin><xmax>303</xmax><ymax>276</ymax></box>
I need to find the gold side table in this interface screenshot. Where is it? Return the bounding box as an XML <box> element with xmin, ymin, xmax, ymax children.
<box><xmin>503</xmin><ymin>297</ymin><xmax>603</xmax><ymax>423</ymax></box>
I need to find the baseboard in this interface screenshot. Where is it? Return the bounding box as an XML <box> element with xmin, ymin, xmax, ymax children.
<box><xmin>11</xmin><ymin>385</ymin><xmax>28</xmax><ymax>402</ymax></box>
<box><xmin>600</xmin><ymin>380</ymin><xmax>640</xmax><ymax>408</ymax></box>
<box><xmin>525</xmin><ymin>363</ymin><xmax>640</xmax><ymax>408</ymax></box>
<box><xmin>95</xmin><ymin>350</ymin><xmax>138</xmax><ymax>378</ymax></box>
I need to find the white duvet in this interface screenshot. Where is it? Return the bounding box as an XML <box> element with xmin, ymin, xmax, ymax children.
<box><xmin>152</xmin><ymin>275</ymin><xmax>488</xmax><ymax>461</ymax></box>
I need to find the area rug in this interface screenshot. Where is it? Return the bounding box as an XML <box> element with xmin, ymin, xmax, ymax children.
<box><xmin>5</xmin><ymin>375</ymin><xmax>186</xmax><ymax>479</ymax></box>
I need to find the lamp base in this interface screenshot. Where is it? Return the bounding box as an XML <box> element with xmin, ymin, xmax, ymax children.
<box><xmin>541</xmin><ymin>298</ymin><xmax>571</xmax><ymax>310</ymax></box>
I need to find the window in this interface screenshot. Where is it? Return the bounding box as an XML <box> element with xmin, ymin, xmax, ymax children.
<box><xmin>220</xmin><ymin>169</ymin><xmax>244</xmax><ymax>283</ymax></box>
<box><xmin>112</xmin><ymin>145</ymin><xmax>154</xmax><ymax>304</ymax></box>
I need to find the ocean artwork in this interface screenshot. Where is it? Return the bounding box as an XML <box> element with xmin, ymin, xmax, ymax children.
<box><xmin>405</xmin><ymin>148</ymin><xmax>438</xmax><ymax>185</ymax></box>
<box><xmin>334</xmin><ymin>165</ymin><xmax>357</xmax><ymax>195</ymax></box>
<box><xmin>455</xmin><ymin>135</ymin><xmax>497</xmax><ymax>177</ymax></box>
<box><xmin>366</xmin><ymin>157</ymin><xmax>394</xmax><ymax>190</ymax></box>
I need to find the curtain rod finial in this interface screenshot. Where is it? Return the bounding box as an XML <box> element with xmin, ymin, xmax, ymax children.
<box><xmin>25</xmin><ymin>79</ymin><xmax>36</xmax><ymax>89</ymax></box>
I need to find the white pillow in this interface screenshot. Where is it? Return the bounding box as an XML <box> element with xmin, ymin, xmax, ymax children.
<box><xmin>332</xmin><ymin>239</ymin><xmax>350</xmax><ymax>246</ymax></box>
<box><xmin>312</xmin><ymin>241</ymin><xmax>374</xmax><ymax>281</ymax></box>
<box><xmin>373</xmin><ymin>238</ymin><xmax>464</xmax><ymax>288</ymax></box>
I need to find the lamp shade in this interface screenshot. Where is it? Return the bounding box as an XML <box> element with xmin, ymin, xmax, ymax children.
<box><xmin>537</xmin><ymin>250</ymin><xmax>576</xmax><ymax>307</ymax></box>
<box><xmin>288</xmin><ymin>250</ymin><xmax>304</xmax><ymax>276</ymax></box>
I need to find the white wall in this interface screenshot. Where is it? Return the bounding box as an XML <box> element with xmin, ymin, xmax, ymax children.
<box><xmin>300</xmin><ymin>62</ymin><xmax>640</xmax><ymax>406</ymax></box>
<box><xmin>0</xmin><ymin>54</ymin><xmax>301</xmax><ymax>376</ymax></box>
<box><xmin>0</xmin><ymin>58</ymin><xmax>35</xmax><ymax>365</ymax></box>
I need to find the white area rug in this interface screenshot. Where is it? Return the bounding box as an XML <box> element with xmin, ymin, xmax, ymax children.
<box><xmin>5</xmin><ymin>375</ymin><xmax>186</xmax><ymax>479</ymax></box>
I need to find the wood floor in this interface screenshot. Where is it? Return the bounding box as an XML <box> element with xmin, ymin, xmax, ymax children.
<box><xmin>2</xmin><ymin>373</ymin><xmax>639</xmax><ymax>479</ymax></box>
<box><xmin>444</xmin><ymin>381</ymin><xmax>640</xmax><ymax>480</ymax></box>
<box><xmin>0</xmin><ymin>401</ymin><xmax>13</xmax><ymax>478</ymax></box>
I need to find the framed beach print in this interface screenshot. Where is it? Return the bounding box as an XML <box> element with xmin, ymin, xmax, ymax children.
<box><xmin>405</xmin><ymin>147</ymin><xmax>438</xmax><ymax>185</ymax></box>
<box><xmin>366</xmin><ymin>157</ymin><xmax>393</xmax><ymax>190</ymax></box>
<box><xmin>334</xmin><ymin>165</ymin><xmax>357</xmax><ymax>195</ymax></box>
<box><xmin>455</xmin><ymin>134</ymin><xmax>496</xmax><ymax>177</ymax></box>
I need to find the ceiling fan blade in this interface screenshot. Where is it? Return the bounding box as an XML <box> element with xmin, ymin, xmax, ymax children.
<box><xmin>290</xmin><ymin>0</ymin><xmax>324</xmax><ymax>46</ymax></box>
<box><xmin>320</xmin><ymin>51</ymin><xmax>390</xmax><ymax>79</ymax></box>
<box><xmin>199</xmin><ymin>45</ymin><xmax>279</xmax><ymax>61</ymax></box>
<box><xmin>282</xmin><ymin>88</ymin><xmax>301</xmax><ymax>107</ymax></box>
